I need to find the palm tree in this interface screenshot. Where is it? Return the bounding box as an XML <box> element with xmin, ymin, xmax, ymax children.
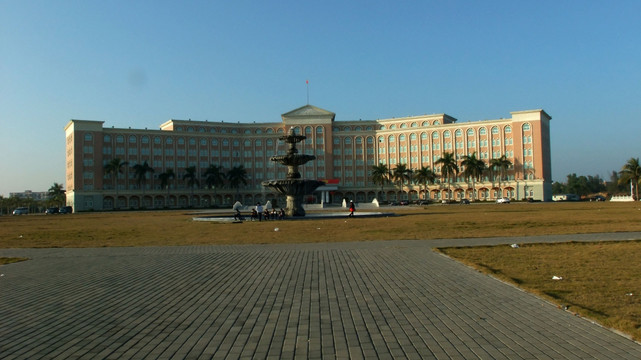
<box><xmin>435</xmin><ymin>152</ymin><xmax>459</xmax><ymax>202</ymax></box>
<box><xmin>414</xmin><ymin>166</ymin><xmax>437</xmax><ymax>200</ymax></box>
<box><xmin>132</xmin><ymin>161</ymin><xmax>154</xmax><ymax>195</ymax></box>
<box><xmin>203</xmin><ymin>164</ymin><xmax>226</xmax><ymax>205</ymax></box>
<box><xmin>619</xmin><ymin>157</ymin><xmax>641</xmax><ymax>200</ymax></box>
<box><xmin>183</xmin><ymin>166</ymin><xmax>200</xmax><ymax>206</ymax></box>
<box><xmin>461</xmin><ymin>152</ymin><xmax>486</xmax><ymax>201</ymax></box>
<box><xmin>370</xmin><ymin>163</ymin><xmax>391</xmax><ymax>202</ymax></box>
<box><xmin>103</xmin><ymin>158</ymin><xmax>128</xmax><ymax>209</ymax></box>
<box><xmin>158</xmin><ymin>169</ymin><xmax>176</xmax><ymax>195</ymax></box>
<box><xmin>490</xmin><ymin>155</ymin><xmax>512</xmax><ymax>199</ymax></box>
<box><xmin>391</xmin><ymin>164</ymin><xmax>412</xmax><ymax>201</ymax></box>
<box><xmin>227</xmin><ymin>166</ymin><xmax>248</xmax><ymax>202</ymax></box>
<box><xmin>47</xmin><ymin>182</ymin><xmax>66</xmax><ymax>207</ymax></box>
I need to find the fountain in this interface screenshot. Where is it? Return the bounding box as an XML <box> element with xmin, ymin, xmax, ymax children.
<box><xmin>262</xmin><ymin>128</ymin><xmax>325</xmax><ymax>217</ymax></box>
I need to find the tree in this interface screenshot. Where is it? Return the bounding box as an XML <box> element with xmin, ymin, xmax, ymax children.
<box><xmin>370</xmin><ymin>163</ymin><xmax>391</xmax><ymax>201</ymax></box>
<box><xmin>461</xmin><ymin>152</ymin><xmax>486</xmax><ymax>201</ymax></box>
<box><xmin>104</xmin><ymin>158</ymin><xmax>129</xmax><ymax>208</ymax></box>
<box><xmin>183</xmin><ymin>166</ymin><xmax>200</xmax><ymax>206</ymax></box>
<box><xmin>227</xmin><ymin>166</ymin><xmax>248</xmax><ymax>202</ymax></box>
<box><xmin>47</xmin><ymin>182</ymin><xmax>66</xmax><ymax>207</ymax></box>
<box><xmin>619</xmin><ymin>157</ymin><xmax>641</xmax><ymax>200</ymax></box>
<box><xmin>132</xmin><ymin>161</ymin><xmax>154</xmax><ymax>195</ymax></box>
<box><xmin>414</xmin><ymin>166</ymin><xmax>436</xmax><ymax>200</ymax></box>
<box><xmin>490</xmin><ymin>155</ymin><xmax>512</xmax><ymax>198</ymax></box>
<box><xmin>435</xmin><ymin>152</ymin><xmax>459</xmax><ymax>201</ymax></box>
<box><xmin>203</xmin><ymin>164</ymin><xmax>226</xmax><ymax>204</ymax></box>
<box><xmin>391</xmin><ymin>163</ymin><xmax>412</xmax><ymax>201</ymax></box>
<box><xmin>158</xmin><ymin>169</ymin><xmax>176</xmax><ymax>195</ymax></box>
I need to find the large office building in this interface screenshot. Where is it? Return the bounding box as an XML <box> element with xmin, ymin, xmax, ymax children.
<box><xmin>64</xmin><ymin>105</ymin><xmax>552</xmax><ymax>212</ymax></box>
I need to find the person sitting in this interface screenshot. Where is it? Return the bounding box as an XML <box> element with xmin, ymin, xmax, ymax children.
<box><xmin>250</xmin><ymin>209</ymin><xmax>258</xmax><ymax>221</ymax></box>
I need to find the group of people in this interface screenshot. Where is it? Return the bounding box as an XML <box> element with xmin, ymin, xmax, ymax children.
<box><xmin>233</xmin><ymin>203</ymin><xmax>285</xmax><ymax>222</ymax></box>
<box><xmin>251</xmin><ymin>207</ymin><xmax>285</xmax><ymax>221</ymax></box>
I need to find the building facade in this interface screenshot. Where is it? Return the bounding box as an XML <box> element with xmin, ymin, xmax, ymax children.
<box><xmin>64</xmin><ymin>105</ymin><xmax>552</xmax><ymax>211</ymax></box>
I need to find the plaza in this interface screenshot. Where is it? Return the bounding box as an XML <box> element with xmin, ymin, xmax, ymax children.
<box><xmin>2</xmin><ymin>233</ymin><xmax>641</xmax><ymax>359</ymax></box>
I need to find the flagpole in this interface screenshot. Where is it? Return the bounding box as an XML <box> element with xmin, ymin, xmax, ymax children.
<box><xmin>306</xmin><ymin>80</ymin><xmax>309</xmax><ymax>105</ymax></box>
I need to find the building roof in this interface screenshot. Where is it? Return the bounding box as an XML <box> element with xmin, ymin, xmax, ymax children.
<box><xmin>281</xmin><ymin>104</ymin><xmax>336</xmax><ymax>119</ymax></box>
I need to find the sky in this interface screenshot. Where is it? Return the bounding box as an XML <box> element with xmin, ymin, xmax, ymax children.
<box><xmin>1</xmin><ymin>0</ymin><xmax>640</xmax><ymax>196</ymax></box>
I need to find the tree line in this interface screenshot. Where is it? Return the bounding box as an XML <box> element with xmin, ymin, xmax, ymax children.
<box><xmin>103</xmin><ymin>158</ymin><xmax>249</xmax><ymax>203</ymax></box>
<box><xmin>370</xmin><ymin>152</ymin><xmax>513</xmax><ymax>201</ymax></box>
<box><xmin>552</xmin><ymin>158</ymin><xmax>641</xmax><ymax>199</ymax></box>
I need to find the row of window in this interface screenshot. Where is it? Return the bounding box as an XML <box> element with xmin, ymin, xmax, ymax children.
<box><xmin>86</xmin><ymin>123</ymin><xmax>532</xmax><ymax>144</ymax></box>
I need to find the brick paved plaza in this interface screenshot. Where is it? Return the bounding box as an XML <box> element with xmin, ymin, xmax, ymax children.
<box><xmin>2</xmin><ymin>233</ymin><xmax>641</xmax><ymax>359</ymax></box>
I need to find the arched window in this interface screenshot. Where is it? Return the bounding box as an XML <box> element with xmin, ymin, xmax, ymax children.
<box><xmin>479</xmin><ymin>128</ymin><xmax>487</xmax><ymax>135</ymax></box>
<box><xmin>379</xmin><ymin>125</ymin><xmax>386</xmax><ymax>130</ymax></box>
<box><xmin>410</xmin><ymin>133</ymin><xmax>417</xmax><ymax>140</ymax></box>
<box><xmin>444</xmin><ymin>130</ymin><xmax>451</xmax><ymax>138</ymax></box>
<box><xmin>455</xmin><ymin>129</ymin><xmax>462</xmax><ymax>137</ymax></box>
<box><xmin>421</xmin><ymin>133</ymin><xmax>427</xmax><ymax>140</ymax></box>
<box><xmin>388</xmin><ymin>135</ymin><xmax>395</xmax><ymax>142</ymax></box>
<box><xmin>211</xmin><ymin>139</ymin><xmax>218</xmax><ymax>145</ymax></box>
<box><xmin>411</xmin><ymin>122</ymin><xmax>418</xmax><ymax>128</ymax></box>
<box><xmin>400</xmin><ymin>123</ymin><xmax>407</xmax><ymax>128</ymax></box>
<box><xmin>399</xmin><ymin>134</ymin><xmax>406</xmax><ymax>141</ymax></box>
<box><xmin>491</xmin><ymin>126</ymin><xmax>499</xmax><ymax>135</ymax></box>
<box><xmin>422</xmin><ymin>121</ymin><xmax>430</xmax><ymax>126</ymax></box>
<box><xmin>523</xmin><ymin>123</ymin><xmax>531</xmax><ymax>131</ymax></box>
<box><xmin>84</xmin><ymin>133</ymin><xmax>93</xmax><ymax>141</ymax></box>
<box><xmin>344</xmin><ymin>137</ymin><xmax>352</xmax><ymax>144</ymax></box>
<box><xmin>129</xmin><ymin>135</ymin><xmax>137</xmax><ymax>143</ymax></box>
<box><xmin>432</xmin><ymin>132</ymin><xmax>439</xmax><ymax>139</ymax></box>
<box><xmin>166</xmin><ymin>137</ymin><xmax>173</xmax><ymax>145</ymax></box>
<box><xmin>104</xmin><ymin>135</ymin><xmax>111</xmax><ymax>142</ymax></box>
<box><xmin>505</xmin><ymin>125</ymin><xmax>512</xmax><ymax>133</ymax></box>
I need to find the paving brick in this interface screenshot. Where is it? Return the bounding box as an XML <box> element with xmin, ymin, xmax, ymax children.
<box><xmin>2</xmin><ymin>233</ymin><xmax>641</xmax><ymax>359</ymax></box>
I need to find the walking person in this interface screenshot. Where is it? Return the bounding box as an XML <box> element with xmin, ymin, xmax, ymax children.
<box><xmin>348</xmin><ymin>200</ymin><xmax>355</xmax><ymax>217</ymax></box>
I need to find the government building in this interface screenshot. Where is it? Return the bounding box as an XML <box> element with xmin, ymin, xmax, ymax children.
<box><xmin>64</xmin><ymin>105</ymin><xmax>552</xmax><ymax>212</ymax></box>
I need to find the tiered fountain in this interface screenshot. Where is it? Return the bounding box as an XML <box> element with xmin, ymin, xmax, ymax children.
<box><xmin>262</xmin><ymin>128</ymin><xmax>325</xmax><ymax>217</ymax></box>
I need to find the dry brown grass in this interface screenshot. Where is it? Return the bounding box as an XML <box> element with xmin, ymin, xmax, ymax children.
<box><xmin>438</xmin><ymin>241</ymin><xmax>641</xmax><ymax>341</ymax></box>
<box><xmin>1</xmin><ymin>201</ymin><xmax>641</xmax><ymax>248</ymax></box>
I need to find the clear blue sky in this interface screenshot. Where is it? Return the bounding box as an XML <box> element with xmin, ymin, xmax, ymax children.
<box><xmin>1</xmin><ymin>0</ymin><xmax>640</xmax><ymax>196</ymax></box>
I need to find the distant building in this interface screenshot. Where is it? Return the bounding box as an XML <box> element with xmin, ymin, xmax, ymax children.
<box><xmin>9</xmin><ymin>190</ymin><xmax>48</xmax><ymax>200</ymax></box>
<box><xmin>64</xmin><ymin>105</ymin><xmax>552</xmax><ymax>211</ymax></box>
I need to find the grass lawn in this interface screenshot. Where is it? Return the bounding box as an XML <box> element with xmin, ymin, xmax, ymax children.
<box><xmin>1</xmin><ymin>201</ymin><xmax>641</xmax><ymax>339</ymax></box>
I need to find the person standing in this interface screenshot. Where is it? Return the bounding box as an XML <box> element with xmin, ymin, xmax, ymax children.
<box><xmin>348</xmin><ymin>200</ymin><xmax>355</xmax><ymax>217</ymax></box>
<box><xmin>256</xmin><ymin>202</ymin><xmax>263</xmax><ymax>222</ymax></box>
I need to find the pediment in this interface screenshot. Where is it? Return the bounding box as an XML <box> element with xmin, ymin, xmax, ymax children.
<box><xmin>282</xmin><ymin>104</ymin><xmax>335</xmax><ymax>119</ymax></box>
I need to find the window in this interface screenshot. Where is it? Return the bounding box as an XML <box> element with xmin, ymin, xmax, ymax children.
<box><xmin>479</xmin><ymin>128</ymin><xmax>487</xmax><ymax>135</ymax></box>
<box><xmin>523</xmin><ymin>123</ymin><xmax>531</xmax><ymax>131</ymax></box>
<box><xmin>178</xmin><ymin>138</ymin><xmax>185</xmax><ymax>145</ymax></box>
<box><xmin>166</xmin><ymin>137</ymin><xmax>173</xmax><ymax>145</ymax></box>
<box><xmin>455</xmin><ymin>129</ymin><xmax>462</xmax><ymax>137</ymax></box>
<box><xmin>104</xmin><ymin>135</ymin><xmax>111</xmax><ymax>142</ymax></box>
<box><xmin>432</xmin><ymin>132</ymin><xmax>439</xmax><ymax>139</ymax></box>
<box><xmin>84</xmin><ymin>133</ymin><xmax>93</xmax><ymax>141</ymax></box>
<box><xmin>505</xmin><ymin>126</ymin><xmax>512</xmax><ymax>133</ymax></box>
<box><xmin>444</xmin><ymin>131</ymin><xmax>451</xmax><ymax>138</ymax></box>
<box><xmin>129</xmin><ymin>135</ymin><xmax>136</xmax><ymax>143</ymax></box>
<box><xmin>116</xmin><ymin>135</ymin><xmax>124</xmax><ymax>143</ymax></box>
<box><xmin>492</xmin><ymin>126</ymin><xmax>499</xmax><ymax>135</ymax></box>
